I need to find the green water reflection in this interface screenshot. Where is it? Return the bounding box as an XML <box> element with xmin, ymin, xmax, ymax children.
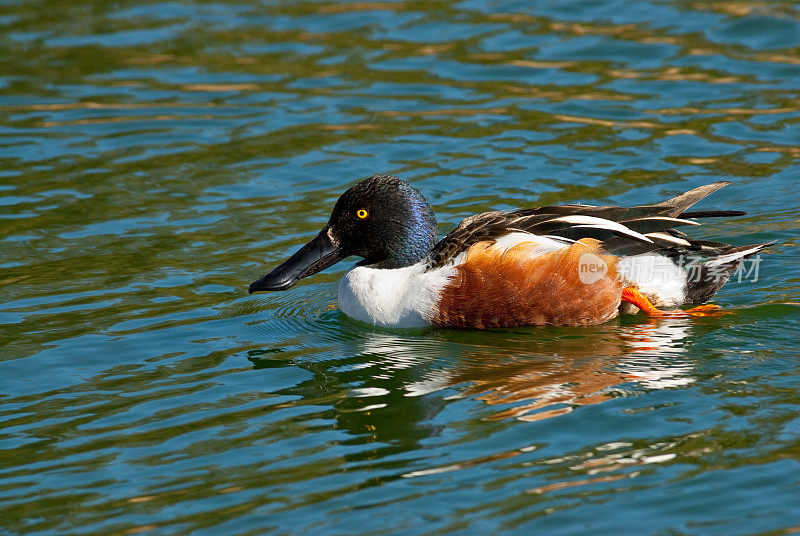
<box><xmin>1</xmin><ymin>0</ymin><xmax>800</xmax><ymax>535</ymax></box>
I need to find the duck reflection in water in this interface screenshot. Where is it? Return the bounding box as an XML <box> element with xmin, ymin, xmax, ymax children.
<box><xmin>350</xmin><ymin>317</ymin><xmax>698</xmax><ymax>423</ymax></box>
<box><xmin>250</xmin><ymin>313</ymin><xmax>719</xmax><ymax>454</ymax></box>
<box><xmin>437</xmin><ymin>319</ymin><xmax>697</xmax><ymax>422</ymax></box>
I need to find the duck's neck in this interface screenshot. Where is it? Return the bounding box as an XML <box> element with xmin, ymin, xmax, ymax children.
<box><xmin>371</xmin><ymin>236</ymin><xmax>436</xmax><ymax>269</ymax></box>
<box><xmin>363</xmin><ymin>207</ymin><xmax>438</xmax><ymax>269</ymax></box>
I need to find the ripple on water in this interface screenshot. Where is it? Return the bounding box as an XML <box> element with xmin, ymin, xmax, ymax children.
<box><xmin>2</xmin><ymin>0</ymin><xmax>800</xmax><ymax>535</ymax></box>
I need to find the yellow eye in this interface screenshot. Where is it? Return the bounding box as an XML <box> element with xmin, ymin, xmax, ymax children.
<box><xmin>356</xmin><ymin>209</ymin><xmax>368</xmax><ymax>219</ymax></box>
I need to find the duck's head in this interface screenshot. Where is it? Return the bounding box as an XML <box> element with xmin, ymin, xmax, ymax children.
<box><xmin>248</xmin><ymin>174</ymin><xmax>437</xmax><ymax>293</ymax></box>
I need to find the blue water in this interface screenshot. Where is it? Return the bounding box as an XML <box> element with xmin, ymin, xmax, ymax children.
<box><xmin>1</xmin><ymin>1</ymin><xmax>800</xmax><ymax>535</ymax></box>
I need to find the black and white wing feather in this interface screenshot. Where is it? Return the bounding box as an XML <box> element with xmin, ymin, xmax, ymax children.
<box><xmin>427</xmin><ymin>181</ymin><xmax>750</xmax><ymax>268</ymax></box>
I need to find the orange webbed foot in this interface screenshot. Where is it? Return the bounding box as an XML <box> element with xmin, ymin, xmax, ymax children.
<box><xmin>620</xmin><ymin>287</ymin><xmax>663</xmax><ymax>317</ymax></box>
<box><xmin>678</xmin><ymin>303</ymin><xmax>729</xmax><ymax>317</ymax></box>
<box><xmin>621</xmin><ymin>287</ymin><xmax>731</xmax><ymax>318</ymax></box>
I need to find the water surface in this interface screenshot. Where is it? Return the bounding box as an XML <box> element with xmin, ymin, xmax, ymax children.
<box><xmin>2</xmin><ymin>1</ymin><xmax>800</xmax><ymax>535</ymax></box>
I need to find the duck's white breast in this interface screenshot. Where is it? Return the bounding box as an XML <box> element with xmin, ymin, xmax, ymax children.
<box><xmin>337</xmin><ymin>261</ymin><xmax>457</xmax><ymax>328</ymax></box>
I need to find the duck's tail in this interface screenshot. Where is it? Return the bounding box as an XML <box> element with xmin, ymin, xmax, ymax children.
<box><xmin>678</xmin><ymin>240</ymin><xmax>775</xmax><ymax>305</ymax></box>
<box><xmin>655</xmin><ymin>181</ymin><xmax>742</xmax><ymax>218</ymax></box>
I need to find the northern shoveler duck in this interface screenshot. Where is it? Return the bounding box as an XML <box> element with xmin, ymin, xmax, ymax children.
<box><xmin>249</xmin><ymin>175</ymin><xmax>772</xmax><ymax>329</ymax></box>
